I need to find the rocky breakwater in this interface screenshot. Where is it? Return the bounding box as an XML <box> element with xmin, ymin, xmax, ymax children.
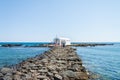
<box><xmin>0</xmin><ymin>47</ymin><xmax>89</xmax><ymax>80</ymax></box>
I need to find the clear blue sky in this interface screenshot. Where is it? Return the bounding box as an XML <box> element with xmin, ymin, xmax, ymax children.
<box><xmin>0</xmin><ymin>0</ymin><xmax>120</xmax><ymax>42</ymax></box>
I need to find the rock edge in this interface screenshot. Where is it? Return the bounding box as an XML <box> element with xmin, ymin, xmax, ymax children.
<box><xmin>0</xmin><ymin>47</ymin><xmax>89</xmax><ymax>80</ymax></box>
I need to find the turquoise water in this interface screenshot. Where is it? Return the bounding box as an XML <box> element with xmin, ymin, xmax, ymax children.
<box><xmin>77</xmin><ymin>44</ymin><xmax>120</xmax><ymax>80</ymax></box>
<box><xmin>0</xmin><ymin>47</ymin><xmax>48</xmax><ymax>68</ymax></box>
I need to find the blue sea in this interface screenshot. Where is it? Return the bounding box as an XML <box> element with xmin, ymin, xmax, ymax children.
<box><xmin>0</xmin><ymin>42</ymin><xmax>49</xmax><ymax>68</ymax></box>
<box><xmin>0</xmin><ymin>42</ymin><xmax>120</xmax><ymax>80</ymax></box>
<box><xmin>76</xmin><ymin>43</ymin><xmax>120</xmax><ymax>80</ymax></box>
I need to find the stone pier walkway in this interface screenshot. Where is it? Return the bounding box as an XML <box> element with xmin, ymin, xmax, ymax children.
<box><xmin>0</xmin><ymin>47</ymin><xmax>89</xmax><ymax>80</ymax></box>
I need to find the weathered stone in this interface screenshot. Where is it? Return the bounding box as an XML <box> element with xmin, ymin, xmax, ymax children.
<box><xmin>37</xmin><ymin>75</ymin><xmax>47</xmax><ymax>79</ymax></box>
<box><xmin>21</xmin><ymin>69</ymin><xmax>27</xmax><ymax>73</ymax></box>
<box><xmin>80</xmin><ymin>66</ymin><xmax>86</xmax><ymax>72</ymax></box>
<box><xmin>61</xmin><ymin>75</ymin><xmax>69</xmax><ymax>80</ymax></box>
<box><xmin>31</xmin><ymin>73</ymin><xmax>37</xmax><ymax>80</ymax></box>
<box><xmin>57</xmin><ymin>61</ymin><xmax>66</xmax><ymax>64</ymax></box>
<box><xmin>54</xmin><ymin>74</ymin><xmax>62</xmax><ymax>80</ymax></box>
<box><xmin>29</xmin><ymin>63</ymin><xmax>36</xmax><ymax>67</ymax></box>
<box><xmin>16</xmin><ymin>71</ymin><xmax>22</xmax><ymax>75</ymax></box>
<box><xmin>28</xmin><ymin>59</ymin><xmax>34</xmax><ymax>63</ymax></box>
<box><xmin>13</xmin><ymin>74</ymin><xmax>21</xmax><ymax>80</ymax></box>
<box><xmin>74</xmin><ymin>62</ymin><xmax>82</xmax><ymax>65</ymax></box>
<box><xmin>0</xmin><ymin>73</ymin><xmax>3</xmax><ymax>77</ymax></box>
<box><xmin>6</xmin><ymin>73</ymin><xmax>12</xmax><ymax>76</ymax></box>
<box><xmin>37</xmin><ymin>64</ymin><xmax>43</xmax><ymax>67</ymax></box>
<box><xmin>41</xmin><ymin>59</ymin><xmax>48</xmax><ymax>63</ymax></box>
<box><xmin>56</xmin><ymin>67</ymin><xmax>63</xmax><ymax>71</ymax></box>
<box><xmin>47</xmin><ymin>72</ymin><xmax>53</xmax><ymax>76</ymax></box>
<box><xmin>52</xmin><ymin>71</ymin><xmax>58</xmax><ymax>74</ymax></box>
<box><xmin>25</xmin><ymin>74</ymin><xmax>32</xmax><ymax>79</ymax></box>
<box><xmin>70</xmin><ymin>64</ymin><xmax>80</xmax><ymax>71</ymax></box>
<box><xmin>47</xmin><ymin>65</ymin><xmax>56</xmax><ymax>71</ymax></box>
<box><xmin>30</xmin><ymin>70</ymin><xmax>36</xmax><ymax>73</ymax></box>
<box><xmin>0</xmin><ymin>47</ymin><xmax>89</xmax><ymax>80</ymax></box>
<box><xmin>0</xmin><ymin>68</ymin><xmax>13</xmax><ymax>75</ymax></box>
<box><xmin>67</xmin><ymin>57</ymin><xmax>79</xmax><ymax>61</ymax></box>
<box><xmin>62</xmin><ymin>70</ymin><xmax>76</xmax><ymax>78</ymax></box>
<box><xmin>38</xmin><ymin>69</ymin><xmax>48</xmax><ymax>73</ymax></box>
<box><xmin>3</xmin><ymin>75</ymin><xmax>12</xmax><ymax>80</ymax></box>
<box><xmin>75</xmin><ymin>72</ymin><xmax>89</xmax><ymax>80</ymax></box>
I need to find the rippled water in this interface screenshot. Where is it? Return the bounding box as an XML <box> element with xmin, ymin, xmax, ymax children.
<box><xmin>77</xmin><ymin>44</ymin><xmax>120</xmax><ymax>80</ymax></box>
<box><xmin>0</xmin><ymin>47</ymin><xmax>48</xmax><ymax>68</ymax></box>
<box><xmin>0</xmin><ymin>42</ymin><xmax>120</xmax><ymax>79</ymax></box>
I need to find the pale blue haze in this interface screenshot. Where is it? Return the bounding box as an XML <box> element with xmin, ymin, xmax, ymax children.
<box><xmin>0</xmin><ymin>0</ymin><xmax>120</xmax><ymax>42</ymax></box>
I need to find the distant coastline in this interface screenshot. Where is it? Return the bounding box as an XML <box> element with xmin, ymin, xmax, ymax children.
<box><xmin>0</xmin><ymin>42</ymin><xmax>114</xmax><ymax>47</ymax></box>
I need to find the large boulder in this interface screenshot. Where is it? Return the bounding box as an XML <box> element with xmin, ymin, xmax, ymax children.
<box><xmin>3</xmin><ymin>76</ymin><xmax>12</xmax><ymax>80</ymax></box>
<box><xmin>62</xmin><ymin>70</ymin><xmax>76</xmax><ymax>78</ymax></box>
<box><xmin>54</xmin><ymin>74</ymin><xmax>62</xmax><ymax>80</ymax></box>
<box><xmin>0</xmin><ymin>73</ymin><xmax>3</xmax><ymax>77</ymax></box>
<box><xmin>0</xmin><ymin>68</ymin><xmax>13</xmax><ymax>75</ymax></box>
<box><xmin>75</xmin><ymin>72</ymin><xmax>89</xmax><ymax>80</ymax></box>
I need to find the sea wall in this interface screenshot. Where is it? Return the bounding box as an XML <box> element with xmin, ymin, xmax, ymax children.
<box><xmin>0</xmin><ymin>47</ymin><xmax>89</xmax><ymax>80</ymax></box>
